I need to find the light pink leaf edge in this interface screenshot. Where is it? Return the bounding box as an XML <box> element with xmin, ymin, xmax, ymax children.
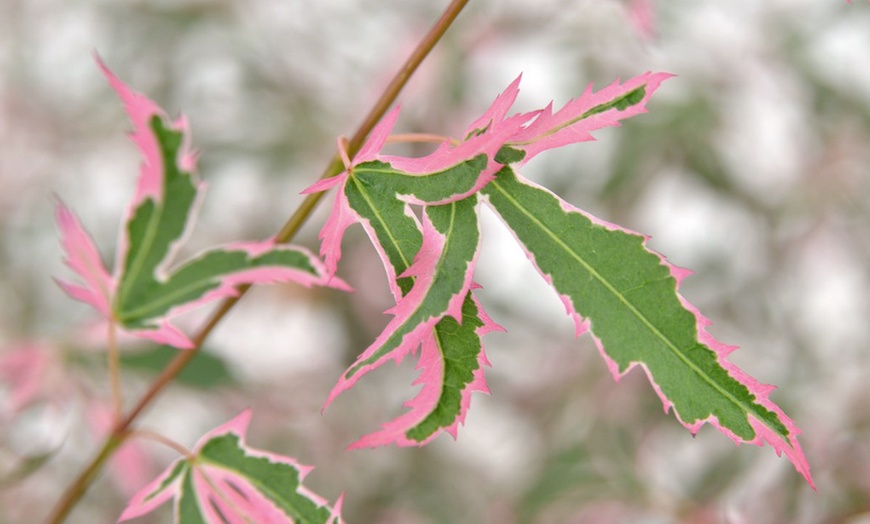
<box><xmin>304</xmin><ymin>107</ymin><xmax>403</xmax><ymax>199</ymax></box>
<box><xmin>302</xmin><ymin>108</ymin><xmax>403</xmax><ymax>286</ymax></box>
<box><xmin>127</xmin><ymin>321</ymin><xmax>197</xmax><ymax>350</ymax></box>
<box><xmin>509</xmin><ymin>71</ymin><xmax>673</xmax><ymax>162</ymax></box>
<box><xmin>484</xmin><ymin>172</ymin><xmax>814</xmax><ymax>488</ymax></box>
<box><xmin>196</xmin><ymin>409</ymin><xmax>344</xmax><ymax>523</ymax></box>
<box><xmin>324</xmin><ymin>202</ymin><xmax>480</xmax><ymax>410</ymax></box>
<box><xmin>54</xmin><ymin>199</ymin><xmax>114</xmax><ymax>317</ymax></box>
<box><xmin>119</xmin><ymin>409</ymin><xmax>344</xmax><ymax>522</ymax></box>
<box><xmin>303</xmin><ymin>172</ymin><xmax>357</xmax><ymax>283</ymax></box>
<box><xmin>139</xmin><ymin>242</ymin><xmax>349</xmax><ymax>350</ymax></box>
<box><xmin>381</xmin><ymin>116</ymin><xmax>529</xmax><ymax>207</ymax></box>
<box><xmin>305</xmin><ymin>167</ymin><xmax>418</xmax><ymax>307</ymax></box>
<box><xmin>381</xmin><ymin>77</ymin><xmax>541</xmax><ymax>206</ymax></box>
<box><xmin>95</xmin><ymin>55</ymin><xmax>204</xmax><ymax>278</ymax></box>
<box><xmin>188</xmin><ymin>464</ymin><xmax>336</xmax><ymax>524</ymax></box>
<box><xmin>464</xmin><ymin>75</ymin><xmax>525</xmax><ymax>135</ymax></box>
<box><xmin>348</xmin><ymin>292</ymin><xmax>501</xmax><ymax>449</ymax></box>
<box><xmin>168</xmin><ymin>241</ymin><xmax>352</xmax><ymax>348</ymax></box>
<box><xmin>88</xmin><ymin>57</ymin><xmax>348</xmax><ymax>350</ymax></box>
<box><xmin>305</xmin><ymin>101</ymin><xmax>531</xmax><ymax>208</ymax></box>
<box><xmin>302</xmin><ymin>90</ymin><xmax>529</xmax><ymax>292</ymax></box>
<box><xmin>118</xmin><ymin>455</ymin><xmax>184</xmax><ymax>521</ymax></box>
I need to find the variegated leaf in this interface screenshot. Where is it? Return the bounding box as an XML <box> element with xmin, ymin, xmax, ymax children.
<box><xmin>119</xmin><ymin>410</ymin><xmax>343</xmax><ymax>524</ymax></box>
<box><xmin>56</xmin><ymin>58</ymin><xmax>343</xmax><ymax>349</ymax></box>
<box><xmin>482</xmin><ymin>166</ymin><xmax>813</xmax><ymax>486</ymax></box>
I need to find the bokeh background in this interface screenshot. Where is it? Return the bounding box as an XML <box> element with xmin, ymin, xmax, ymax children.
<box><xmin>1</xmin><ymin>0</ymin><xmax>869</xmax><ymax>522</ymax></box>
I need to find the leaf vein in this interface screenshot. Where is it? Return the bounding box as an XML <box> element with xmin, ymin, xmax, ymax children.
<box><xmin>488</xmin><ymin>178</ymin><xmax>761</xmax><ymax>428</ymax></box>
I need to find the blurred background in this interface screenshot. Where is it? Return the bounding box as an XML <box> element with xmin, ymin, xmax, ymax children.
<box><xmin>1</xmin><ymin>0</ymin><xmax>869</xmax><ymax>522</ymax></box>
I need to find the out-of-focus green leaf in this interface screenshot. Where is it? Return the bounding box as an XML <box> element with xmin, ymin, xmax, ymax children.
<box><xmin>120</xmin><ymin>346</ymin><xmax>235</xmax><ymax>388</ymax></box>
<box><xmin>0</xmin><ymin>449</ymin><xmax>58</xmax><ymax>487</ymax></box>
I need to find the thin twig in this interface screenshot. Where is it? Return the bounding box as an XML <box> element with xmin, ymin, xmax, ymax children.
<box><xmin>132</xmin><ymin>429</ymin><xmax>194</xmax><ymax>460</ymax></box>
<box><xmin>44</xmin><ymin>1</ymin><xmax>470</xmax><ymax>522</ymax></box>
<box><xmin>107</xmin><ymin>320</ymin><xmax>122</xmax><ymax>419</ymax></box>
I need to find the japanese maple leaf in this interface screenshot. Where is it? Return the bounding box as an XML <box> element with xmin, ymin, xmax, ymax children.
<box><xmin>119</xmin><ymin>410</ymin><xmax>343</xmax><ymax>523</ymax></box>
<box><xmin>56</xmin><ymin>57</ymin><xmax>346</xmax><ymax>349</ymax></box>
<box><xmin>308</xmin><ymin>71</ymin><xmax>813</xmax><ymax>487</ymax></box>
<box><xmin>480</xmin><ymin>165</ymin><xmax>813</xmax><ymax>487</ymax></box>
<box><xmin>301</xmin><ymin>106</ymin><xmax>525</xmax><ymax>448</ymax></box>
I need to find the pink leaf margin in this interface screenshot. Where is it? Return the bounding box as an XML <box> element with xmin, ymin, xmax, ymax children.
<box><xmin>302</xmin><ymin>172</ymin><xmax>359</xmax><ymax>284</ymax></box>
<box><xmin>304</xmin><ymin>107</ymin><xmax>402</xmax><ymax>200</ymax></box>
<box><xmin>302</xmin><ymin>108</ymin><xmax>404</xmax><ymax>284</ymax></box>
<box><xmin>323</xmin><ymin>203</ymin><xmax>479</xmax><ymax>410</ymax></box>
<box><xmin>592</xmin><ymin>294</ymin><xmax>814</xmax><ymax>489</ymax></box>
<box><xmin>138</xmin><ymin>241</ymin><xmax>348</xmax><ymax>350</ymax></box>
<box><xmin>509</xmin><ymin>71</ymin><xmax>673</xmax><ymax>162</ymax></box>
<box><xmin>486</xmin><ymin>172</ymin><xmax>814</xmax><ymax>488</ymax></box>
<box><xmin>95</xmin><ymin>55</ymin><xmax>204</xmax><ymax>278</ymax></box>
<box><xmin>194</xmin><ymin>409</ymin><xmax>344</xmax><ymax>523</ymax></box>
<box><xmin>63</xmin><ymin>57</ymin><xmax>347</xmax><ymax>350</ymax></box>
<box><xmin>464</xmin><ymin>75</ymin><xmax>525</xmax><ymax>136</ymax></box>
<box><xmin>127</xmin><ymin>321</ymin><xmax>198</xmax><ymax>351</ymax></box>
<box><xmin>54</xmin><ymin>199</ymin><xmax>114</xmax><ymax>317</ymax></box>
<box><xmin>119</xmin><ymin>409</ymin><xmax>344</xmax><ymax>523</ymax></box>
<box><xmin>118</xmin><ymin>455</ymin><xmax>184</xmax><ymax>522</ymax></box>
<box><xmin>380</xmin><ymin>118</ymin><xmax>528</xmax><ymax>207</ymax></box>
<box><xmin>176</xmin><ymin>241</ymin><xmax>350</xmax><ymax>315</ymax></box>
<box><xmin>348</xmin><ymin>292</ymin><xmax>501</xmax><ymax>449</ymax></box>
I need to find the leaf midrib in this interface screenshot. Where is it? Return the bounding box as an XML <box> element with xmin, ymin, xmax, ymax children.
<box><xmin>350</xmin><ymin>176</ymin><xmax>415</xmax><ymax>277</ymax></box>
<box><xmin>117</xmin><ymin>198</ymin><xmax>165</xmax><ymax>314</ymax></box>
<box><xmin>197</xmin><ymin>457</ymin><xmax>322</xmax><ymax>522</ymax></box>
<box><xmin>120</xmin><ymin>267</ymin><xmax>218</xmax><ymax>322</ymax></box>
<box><xmin>352</xmin><ymin>176</ymin><xmax>469</xmax><ymax>439</ymax></box>
<box><xmin>346</xmin><ymin>179</ymin><xmax>462</xmax><ymax>376</ymax></box>
<box><xmin>487</xmin><ymin>178</ymin><xmax>776</xmax><ymax>436</ymax></box>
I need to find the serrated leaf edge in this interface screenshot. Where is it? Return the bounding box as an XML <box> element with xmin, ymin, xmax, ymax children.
<box><xmin>483</xmin><ymin>169</ymin><xmax>813</xmax><ymax>487</ymax></box>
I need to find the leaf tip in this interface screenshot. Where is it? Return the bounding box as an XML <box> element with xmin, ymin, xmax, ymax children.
<box><xmin>54</xmin><ymin>198</ymin><xmax>114</xmax><ymax>316</ymax></box>
<box><xmin>748</xmin><ymin>411</ymin><xmax>814</xmax><ymax>488</ymax></box>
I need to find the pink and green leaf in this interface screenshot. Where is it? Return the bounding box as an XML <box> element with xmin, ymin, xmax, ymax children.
<box><xmin>305</xmin><ymin>101</ymin><xmax>521</xmax><ymax>287</ymax></box>
<box><xmin>506</xmin><ymin>72</ymin><xmax>672</xmax><ymax>162</ymax></box>
<box><xmin>325</xmin><ymin>196</ymin><xmax>481</xmax><ymax>408</ymax></box>
<box><xmin>115</xmin><ymin>241</ymin><xmax>339</xmax><ymax>334</ymax></box>
<box><xmin>481</xmin><ymin>166</ymin><xmax>813</xmax><ymax>486</ymax></box>
<box><xmin>55</xmin><ymin>200</ymin><xmax>114</xmax><ymax>317</ymax></box>
<box><xmin>463</xmin><ymin>75</ymin><xmax>526</xmax><ymax>138</ymax></box>
<box><xmin>310</xmin><ymin>145</ymin><xmax>497</xmax><ymax>446</ymax></box>
<box><xmin>341</xmin><ymin>171</ymin><xmax>423</xmax><ymax>298</ymax></box>
<box><xmin>57</xmin><ymin>58</ymin><xmax>341</xmax><ymax>349</ymax></box>
<box><xmin>119</xmin><ymin>410</ymin><xmax>343</xmax><ymax>524</ymax></box>
<box><xmin>349</xmin><ymin>292</ymin><xmax>499</xmax><ymax>448</ymax></box>
<box><xmin>310</xmin><ymin>71</ymin><xmax>812</xmax><ymax>485</ymax></box>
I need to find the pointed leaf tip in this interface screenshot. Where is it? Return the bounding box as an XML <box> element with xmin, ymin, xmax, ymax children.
<box><xmin>483</xmin><ymin>166</ymin><xmax>812</xmax><ymax>486</ymax></box>
<box><xmin>325</xmin><ymin>197</ymin><xmax>481</xmax><ymax>411</ymax></box>
<box><xmin>54</xmin><ymin>199</ymin><xmax>113</xmax><ymax>316</ymax></box>
<box><xmin>357</xmin><ymin>106</ymin><xmax>402</xmax><ymax>164</ymax></box>
<box><xmin>347</xmin><ymin>293</ymin><xmax>497</xmax><ymax>449</ymax></box>
<box><xmin>464</xmin><ymin>74</ymin><xmax>524</xmax><ymax>137</ymax></box>
<box><xmin>65</xmin><ymin>59</ymin><xmax>346</xmax><ymax>349</ymax></box>
<box><xmin>508</xmin><ymin>71</ymin><xmax>672</xmax><ymax>161</ymax></box>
